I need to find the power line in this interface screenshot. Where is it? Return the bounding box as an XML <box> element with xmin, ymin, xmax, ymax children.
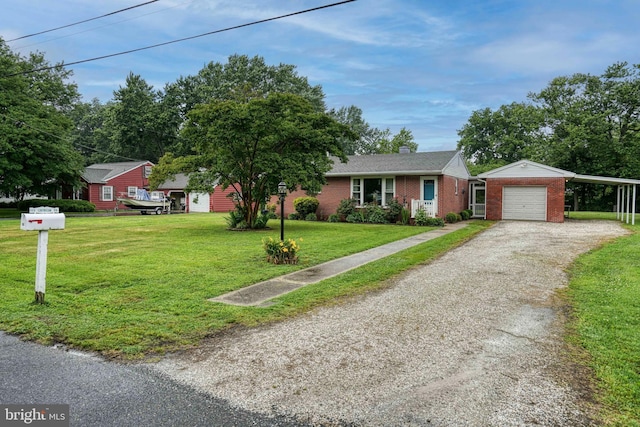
<box><xmin>6</xmin><ymin>0</ymin><xmax>160</xmax><ymax>42</ymax></box>
<box><xmin>11</xmin><ymin>0</ymin><xmax>197</xmax><ymax>52</ymax></box>
<box><xmin>3</xmin><ymin>0</ymin><xmax>356</xmax><ymax>78</ymax></box>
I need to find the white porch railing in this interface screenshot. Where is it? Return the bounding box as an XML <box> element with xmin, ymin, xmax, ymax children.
<box><xmin>411</xmin><ymin>200</ymin><xmax>435</xmax><ymax>218</ymax></box>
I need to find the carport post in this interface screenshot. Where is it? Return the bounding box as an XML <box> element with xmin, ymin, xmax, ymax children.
<box><xmin>616</xmin><ymin>185</ymin><xmax>621</xmax><ymax>220</ymax></box>
<box><xmin>633</xmin><ymin>184</ymin><xmax>636</xmax><ymax>225</ymax></box>
<box><xmin>627</xmin><ymin>184</ymin><xmax>631</xmax><ymax>224</ymax></box>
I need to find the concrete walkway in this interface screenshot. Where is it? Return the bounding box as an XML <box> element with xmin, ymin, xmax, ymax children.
<box><xmin>210</xmin><ymin>222</ymin><xmax>470</xmax><ymax>307</ymax></box>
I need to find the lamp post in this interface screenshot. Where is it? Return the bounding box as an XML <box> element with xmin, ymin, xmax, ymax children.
<box><xmin>278</xmin><ymin>181</ymin><xmax>287</xmax><ymax>241</ymax></box>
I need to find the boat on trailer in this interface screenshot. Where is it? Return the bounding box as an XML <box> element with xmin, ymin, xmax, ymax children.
<box><xmin>117</xmin><ymin>189</ymin><xmax>169</xmax><ymax>214</ymax></box>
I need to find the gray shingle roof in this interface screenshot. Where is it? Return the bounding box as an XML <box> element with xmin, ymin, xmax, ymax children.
<box><xmin>157</xmin><ymin>173</ymin><xmax>190</xmax><ymax>189</ymax></box>
<box><xmin>327</xmin><ymin>150</ymin><xmax>459</xmax><ymax>176</ymax></box>
<box><xmin>82</xmin><ymin>161</ymin><xmax>151</xmax><ymax>183</ymax></box>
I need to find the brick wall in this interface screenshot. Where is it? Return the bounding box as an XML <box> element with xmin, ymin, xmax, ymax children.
<box><xmin>439</xmin><ymin>176</ymin><xmax>469</xmax><ymax>217</ymax></box>
<box><xmin>485</xmin><ymin>177</ymin><xmax>566</xmax><ymax>223</ymax></box>
<box><xmin>315</xmin><ymin>177</ymin><xmax>351</xmax><ymax>219</ymax></box>
<box><xmin>396</xmin><ymin>176</ymin><xmax>421</xmax><ymax>207</ymax></box>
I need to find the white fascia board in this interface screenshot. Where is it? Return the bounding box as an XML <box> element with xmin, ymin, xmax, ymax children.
<box><xmin>478</xmin><ymin>160</ymin><xmax>575</xmax><ymax>179</ymax></box>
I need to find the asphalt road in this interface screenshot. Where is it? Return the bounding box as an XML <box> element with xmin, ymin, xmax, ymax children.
<box><xmin>0</xmin><ymin>332</ymin><xmax>306</xmax><ymax>427</ymax></box>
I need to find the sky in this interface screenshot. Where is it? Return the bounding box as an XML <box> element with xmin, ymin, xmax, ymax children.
<box><xmin>2</xmin><ymin>0</ymin><xmax>639</xmax><ymax>152</ymax></box>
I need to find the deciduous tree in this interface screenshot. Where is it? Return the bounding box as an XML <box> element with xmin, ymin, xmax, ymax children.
<box><xmin>150</xmin><ymin>93</ymin><xmax>354</xmax><ymax>228</ymax></box>
<box><xmin>0</xmin><ymin>39</ymin><xmax>83</xmax><ymax>199</ymax></box>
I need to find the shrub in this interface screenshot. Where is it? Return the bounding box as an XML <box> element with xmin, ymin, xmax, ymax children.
<box><xmin>346</xmin><ymin>212</ymin><xmax>364</xmax><ymax>223</ymax></box>
<box><xmin>293</xmin><ymin>197</ymin><xmax>319</xmax><ymax>218</ymax></box>
<box><xmin>17</xmin><ymin>199</ymin><xmax>96</xmax><ymax>212</ymax></box>
<box><xmin>385</xmin><ymin>198</ymin><xmax>404</xmax><ymax>223</ymax></box>
<box><xmin>305</xmin><ymin>212</ymin><xmax>317</xmax><ymax>221</ymax></box>
<box><xmin>263</xmin><ymin>237</ymin><xmax>301</xmax><ymax>264</ymax></box>
<box><xmin>225</xmin><ymin>208</ymin><xmax>246</xmax><ymax>229</ymax></box>
<box><xmin>414</xmin><ymin>209</ymin><xmax>429</xmax><ymax>226</ymax></box>
<box><xmin>254</xmin><ymin>212</ymin><xmax>270</xmax><ymax>229</ymax></box>
<box><xmin>336</xmin><ymin>198</ymin><xmax>357</xmax><ymax>218</ymax></box>
<box><xmin>327</xmin><ymin>214</ymin><xmax>340</xmax><ymax>223</ymax></box>
<box><xmin>426</xmin><ymin>217</ymin><xmax>445</xmax><ymax>227</ymax></box>
<box><xmin>288</xmin><ymin>212</ymin><xmax>301</xmax><ymax>220</ymax></box>
<box><xmin>460</xmin><ymin>210</ymin><xmax>470</xmax><ymax>220</ymax></box>
<box><xmin>445</xmin><ymin>212</ymin><xmax>458</xmax><ymax>223</ymax></box>
<box><xmin>464</xmin><ymin>209</ymin><xmax>473</xmax><ymax>218</ymax></box>
<box><xmin>367</xmin><ymin>205</ymin><xmax>388</xmax><ymax>224</ymax></box>
<box><xmin>457</xmin><ymin>213</ymin><xmax>462</xmax><ymax>222</ymax></box>
<box><xmin>263</xmin><ymin>203</ymin><xmax>278</xmax><ymax>219</ymax></box>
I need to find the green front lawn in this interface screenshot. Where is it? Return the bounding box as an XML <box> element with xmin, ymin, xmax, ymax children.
<box><xmin>0</xmin><ymin>214</ymin><xmax>490</xmax><ymax>358</ymax></box>
<box><xmin>566</xmin><ymin>214</ymin><xmax>640</xmax><ymax>425</ymax></box>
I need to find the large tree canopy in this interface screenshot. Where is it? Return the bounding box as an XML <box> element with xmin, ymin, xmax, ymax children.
<box><xmin>328</xmin><ymin>105</ymin><xmax>418</xmax><ymax>154</ymax></box>
<box><xmin>150</xmin><ymin>93</ymin><xmax>355</xmax><ymax>228</ymax></box>
<box><xmin>457</xmin><ymin>61</ymin><xmax>640</xmax><ymax>210</ymax></box>
<box><xmin>0</xmin><ymin>39</ymin><xmax>84</xmax><ymax>199</ymax></box>
<box><xmin>457</xmin><ymin>102</ymin><xmax>544</xmax><ymax>164</ymax></box>
<box><xmin>104</xmin><ymin>72</ymin><xmax>176</xmax><ymax>163</ymax></box>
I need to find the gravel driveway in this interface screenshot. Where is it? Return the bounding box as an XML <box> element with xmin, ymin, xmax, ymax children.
<box><xmin>151</xmin><ymin>220</ymin><xmax>627</xmax><ymax>426</ymax></box>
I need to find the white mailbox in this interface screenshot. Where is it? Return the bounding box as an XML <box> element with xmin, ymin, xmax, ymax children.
<box><xmin>21</xmin><ymin>213</ymin><xmax>66</xmax><ymax>231</ymax></box>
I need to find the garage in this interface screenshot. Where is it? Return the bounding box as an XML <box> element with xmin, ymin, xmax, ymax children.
<box><xmin>477</xmin><ymin>160</ymin><xmax>572</xmax><ymax>223</ymax></box>
<box><xmin>476</xmin><ymin>159</ymin><xmax>640</xmax><ymax>223</ymax></box>
<box><xmin>188</xmin><ymin>192</ymin><xmax>210</xmax><ymax>212</ymax></box>
<box><xmin>502</xmin><ymin>186</ymin><xmax>547</xmax><ymax>221</ymax></box>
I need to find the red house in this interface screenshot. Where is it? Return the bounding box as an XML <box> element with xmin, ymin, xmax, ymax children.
<box><xmin>81</xmin><ymin>161</ymin><xmax>156</xmax><ymax>211</ymax></box>
<box><xmin>157</xmin><ymin>173</ymin><xmax>236</xmax><ymax>213</ymax></box>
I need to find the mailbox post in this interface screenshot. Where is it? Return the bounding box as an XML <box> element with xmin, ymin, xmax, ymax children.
<box><xmin>20</xmin><ymin>207</ymin><xmax>65</xmax><ymax>304</ymax></box>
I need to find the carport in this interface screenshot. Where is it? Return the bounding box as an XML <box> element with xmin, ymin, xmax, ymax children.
<box><xmin>570</xmin><ymin>174</ymin><xmax>640</xmax><ymax>225</ymax></box>
<box><xmin>475</xmin><ymin>160</ymin><xmax>640</xmax><ymax>224</ymax></box>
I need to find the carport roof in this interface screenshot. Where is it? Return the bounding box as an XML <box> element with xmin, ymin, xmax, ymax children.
<box><xmin>571</xmin><ymin>174</ymin><xmax>640</xmax><ymax>185</ymax></box>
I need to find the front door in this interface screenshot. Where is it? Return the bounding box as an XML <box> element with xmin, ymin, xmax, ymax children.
<box><xmin>418</xmin><ymin>176</ymin><xmax>438</xmax><ymax>217</ymax></box>
<box><xmin>424</xmin><ymin>179</ymin><xmax>435</xmax><ymax>201</ymax></box>
<box><xmin>470</xmin><ymin>182</ymin><xmax>486</xmax><ymax>218</ymax></box>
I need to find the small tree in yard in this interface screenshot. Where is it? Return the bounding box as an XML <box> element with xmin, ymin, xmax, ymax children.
<box><xmin>150</xmin><ymin>93</ymin><xmax>354</xmax><ymax>228</ymax></box>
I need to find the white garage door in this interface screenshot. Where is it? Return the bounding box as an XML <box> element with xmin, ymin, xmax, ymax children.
<box><xmin>188</xmin><ymin>192</ymin><xmax>210</xmax><ymax>213</ymax></box>
<box><xmin>503</xmin><ymin>186</ymin><xmax>547</xmax><ymax>221</ymax></box>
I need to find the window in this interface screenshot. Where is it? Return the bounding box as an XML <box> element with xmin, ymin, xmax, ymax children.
<box><xmin>385</xmin><ymin>179</ymin><xmax>394</xmax><ymax>203</ymax></box>
<box><xmin>364</xmin><ymin>178</ymin><xmax>381</xmax><ymax>204</ymax></box>
<box><xmin>143</xmin><ymin>165</ymin><xmax>152</xmax><ymax>178</ymax></box>
<box><xmin>352</xmin><ymin>177</ymin><xmax>395</xmax><ymax>206</ymax></box>
<box><xmin>128</xmin><ymin>186</ymin><xmax>138</xmax><ymax>197</ymax></box>
<box><xmin>102</xmin><ymin>186</ymin><xmax>113</xmax><ymax>201</ymax></box>
<box><xmin>352</xmin><ymin>178</ymin><xmax>361</xmax><ymax>202</ymax></box>
<box><xmin>455</xmin><ymin>178</ymin><xmax>459</xmax><ymax>196</ymax></box>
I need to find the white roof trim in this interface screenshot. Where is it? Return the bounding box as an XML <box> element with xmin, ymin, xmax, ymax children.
<box><xmin>478</xmin><ymin>160</ymin><xmax>575</xmax><ymax>179</ymax></box>
<box><xmin>572</xmin><ymin>174</ymin><xmax>640</xmax><ymax>185</ymax></box>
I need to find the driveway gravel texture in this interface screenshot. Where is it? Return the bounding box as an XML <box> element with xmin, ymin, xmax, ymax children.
<box><xmin>151</xmin><ymin>220</ymin><xmax>628</xmax><ymax>426</ymax></box>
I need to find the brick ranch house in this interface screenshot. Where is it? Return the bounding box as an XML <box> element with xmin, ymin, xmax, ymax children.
<box><xmin>280</xmin><ymin>150</ymin><xmax>471</xmax><ymax>220</ymax></box>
